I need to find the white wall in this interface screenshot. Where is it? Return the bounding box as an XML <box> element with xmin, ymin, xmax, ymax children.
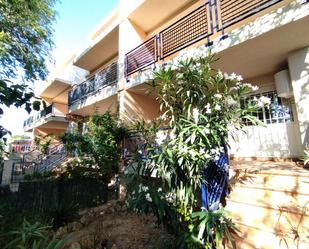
<box><xmin>229</xmin><ymin>122</ymin><xmax>303</xmax><ymax>158</ymax></box>
<box><xmin>229</xmin><ymin>73</ymin><xmax>303</xmax><ymax>158</ymax></box>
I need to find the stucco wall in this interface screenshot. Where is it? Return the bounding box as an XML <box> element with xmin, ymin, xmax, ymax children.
<box><xmin>227</xmin><ymin>161</ymin><xmax>309</xmax><ymax>249</ymax></box>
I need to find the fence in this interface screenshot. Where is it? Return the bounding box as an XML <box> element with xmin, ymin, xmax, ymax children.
<box><xmin>4</xmin><ymin>178</ymin><xmax>108</xmax><ymax>212</ymax></box>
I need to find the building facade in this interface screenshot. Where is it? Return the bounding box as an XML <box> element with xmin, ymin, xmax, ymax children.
<box><xmin>64</xmin><ymin>0</ymin><xmax>309</xmax><ymax>160</ymax></box>
<box><xmin>20</xmin><ymin>1</ymin><xmax>309</xmax><ymax>248</ymax></box>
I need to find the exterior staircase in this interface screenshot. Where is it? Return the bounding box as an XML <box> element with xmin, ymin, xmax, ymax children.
<box><xmin>11</xmin><ymin>143</ymin><xmax>68</xmax><ymax>183</ymax></box>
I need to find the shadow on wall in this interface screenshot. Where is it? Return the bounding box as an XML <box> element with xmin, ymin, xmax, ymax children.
<box><xmin>229</xmin><ymin>123</ymin><xmax>301</xmax><ymax>158</ymax></box>
<box><xmin>299</xmin><ymin>77</ymin><xmax>309</xmax><ymax>148</ymax></box>
<box><xmin>228</xmin><ymin>162</ymin><xmax>309</xmax><ymax>248</ymax></box>
<box><xmin>121</xmin><ymin>91</ymin><xmax>160</xmax><ymax>124</ymax></box>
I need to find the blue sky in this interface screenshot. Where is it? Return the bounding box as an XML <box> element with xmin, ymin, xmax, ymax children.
<box><xmin>0</xmin><ymin>0</ymin><xmax>119</xmax><ymax>137</ymax></box>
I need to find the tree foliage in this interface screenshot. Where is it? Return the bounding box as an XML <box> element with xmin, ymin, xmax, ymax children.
<box><xmin>61</xmin><ymin>113</ymin><xmax>127</xmax><ymax>182</ymax></box>
<box><xmin>0</xmin><ymin>0</ymin><xmax>57</xmax><ymax>138</ymax></box>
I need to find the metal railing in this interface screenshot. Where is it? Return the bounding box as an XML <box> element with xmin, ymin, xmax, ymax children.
<box><xmin>125</xmin><ymin>36</ymin><xmax>158</xmax><ymax>76</ymax></box>
<box><xmin>159</xmin><ymin>3</ymin><xmax>212</xmax><ymax>59</ymax></box>
<box><xmin>23</xmin><ymin>105</ymin><xmax>54</xmax><ymax>129</ymax></box>
<box><xmin>216</xmin><ymin>0</ymin><xmax>283</xmax><ymax>30</ymax></box>
<box><xmin>124</xmin><ymin>0</ymin><xmax>285</xmax><ymax>76</ymax></box>
<box><xmin>11</xmin><ymin>144</ymin><xmax>67</xmax><ymax>183</ymax></box>
<box><xmin>68</xmin><ymin>62</ymin><xmax>118</xmax><ymax>107</ymax></box>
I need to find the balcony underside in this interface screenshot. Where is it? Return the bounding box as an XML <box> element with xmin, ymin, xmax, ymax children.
<box><xmin>40</xmin><ymin>78</ymin><xmax>71</xmax><ymax>104</ymax></box>
<box><xmin>128</xmin><ymin>0</ymin><xmax>200</xmax><ymax>33</ymax></box>
<box><xmin>69</xmin><ymin>94</ymin><xmax>118</xmax><ymax>117</ymax></box>
<box><xmin>24</xmin><ymin>116</ymin><xmax>68</xmax><ymax>132</ymax></box>
<box><xmin>34</xmin><ymin>125</ymin><xmax>69</xmax><ymax>138</ymax></box>
<box><xmin>74</xmin><ymin>27</ymin><xmax>119</xmax><ymax>72</ymax></box>
<box><xmin>213</xmin><ymin>13</ymin><xmax>309</xmax><ymax>79</ymax></box>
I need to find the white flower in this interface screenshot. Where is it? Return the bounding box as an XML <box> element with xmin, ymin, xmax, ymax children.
<box><xmin>229</xmin><ymin>72</ymin><xmax>237</xmax><ymax>80</ymax></box>
<box><xmin>179</xmin><ymin>147</ymin><xmax>187</xmax><ymax>154</ymax></box>
<box><xmin>251</xmin><ymin>85</ymin><xmax>259</xmax><ymax>91</ymax></box>
<box><xmin>192</xmin><ymin>108</ymin><xmax>199</xmax><ymax>124</ymax></box>
<box><xmin>236</xmin><ymin>75</ymin><xmax>243</xmax><ymax>81</ymax></box>
<box><xmin>158</xmin><ymin>188</ymin><xmax>162</xmax><ymax>192</ymax></box>
<box><xmin>217</xmin><ymin>70</ymin><xmax>223</xmax><ymax>77</ymax></box>
<box><xmin>145</xmin><ymin>193</ymin><xmax>152</xmax><ymax>202</ymax></box>
<box><xmin>258</xmin><ymin>96</ymin><xmax>271</xmax><ymax>107</ymax></box>
<box><xmin>219</xmin><ymin>216</ymin><xmax>226</xmax><ymax>224</ymax></box>
<box><xmin>243</xmin><ymin>83</ymin><xmax>259</xmax><ymax>91</ymax></box>
<box><xmin>204</xmin><ymin>128</ymin><xmax>210</xmax><ymax>134</ymax></box>
<box><xmin>205</xmin><ymin>103</ymin><xmax>211</xmax><ymax>114</ymax></box>
<box><xmin>169</xmin><ymin>130</ymin><xmax>176</xmax><ymax>140</ymax></box>
<box><xmin>215</xmin><ymin>104</ymin><xmax>221</xmax><ymax>111</ymax></box>
<box><xmin>142</xmin><ymin>186</ymin><xmax>149</xmax><ymax>192</ymax></box>
<box><xmin>138</xmin><ymin>184</ymin><xmax>143</xmax><ymax>193</ymax></box>
<box><xmin>226</xmin><ymin>97</ymin><xmax>237</xmax><ymax>106</ymax></box>
<box><xmin>214</xmin><ymin>93</ymin><xmax>222</xmax><ymax>99</ymax></box>
<box><xmin>165</xmin><ymin>192</ymin><xmax>176</xmax><ymax>202</ymax></box>
<box><xmin>204</xmin><ymin>153</ymin><xmax>211</xmax><ymax>159</ymax></box>
<box><xmin>155</xmin><ymin>130</ymin><xmax>167</xmax><ymax>145</ymax></box>
<box><xmin>199</xmin><ymin>148</ymin><xmax>206</xmax><ymax>154</ymax></box>
<box><xmin>211</xmin><ymin>147</ymin><xmax>221</xmax><ymax>156</ymax></box>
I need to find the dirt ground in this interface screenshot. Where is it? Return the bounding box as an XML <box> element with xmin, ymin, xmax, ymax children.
<box><xmin>62</xmin><ymin>200</ymin><xmax>175</xmax><ymax>249</ymax></box>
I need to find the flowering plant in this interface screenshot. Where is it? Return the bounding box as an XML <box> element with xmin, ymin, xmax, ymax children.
<box><xmin>128</xmin><ymin>51</ymin><xmax>268</xmax><ymax>248</ymax></box>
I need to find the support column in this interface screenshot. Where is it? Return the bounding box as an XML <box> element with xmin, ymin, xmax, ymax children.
<box><xmin>1</xmin><ymin>160</ymin><xmax>13</xmax><ymax>185</ymax></box>
<box><xmin>288</xmin><ymin>47</ymin><xmax>309</xmax><ymax>152</ymax></box>
<box><xmin>117</xmin><ymin>90</ymin><xmax>126</xmax><ymax>202</ymax></box>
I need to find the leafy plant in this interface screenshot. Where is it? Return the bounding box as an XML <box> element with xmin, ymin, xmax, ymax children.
<box><xmin>61</xmin><ymin>112</ymin><xmax>127</xmax><ymax>182</ymax></box>
<box><xmin>48</xmin><ymin>203</ymin><xmax>80</xmax><ymax>230</ymax></box>
<box><xmin>126</xmin><ymin>49</ymin><xmax>267</xmax><ymax>248</ymax></box>
<box><xmin>34</xmin><ymin>136</ymin><xmax>53</xmax><ymax>155</ymax></box>
<box><xmin>184</xmin><ymin>207</ymin><xmax>239</xmax><ymax>249</ymax></box>
<box><xmin>23</xmin><ymin>171</ymin><xmax>53</xmax><ymax>181</ymax></box>
<box><xmin>4</xmin><ymin>219</ymin><xmax>68</xmax><ymax>249</ymax></box>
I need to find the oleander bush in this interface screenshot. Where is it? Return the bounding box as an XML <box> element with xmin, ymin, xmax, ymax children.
<box><xmin>126</xmin><ymin>49</ymin><xmax>268</xmax><ymax>248</ymax></box>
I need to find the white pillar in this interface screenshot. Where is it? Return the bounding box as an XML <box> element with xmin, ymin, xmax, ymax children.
<box><xmin>1</xmin><ymin>160</ymin><xmax>13</xmax><ymax>185</ymax></box>
<box><xmin>288</xmin><ymin>47</ymin><xmax>309</xmax><ymax>151</ymax></box>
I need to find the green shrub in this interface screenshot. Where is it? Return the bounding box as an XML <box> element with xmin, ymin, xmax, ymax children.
<box><xmin>60</xmin><ymin>112</ymin><xmax>127</xmax><ymax>182</ymax></box>
<box><xmin>48</xmin><ymin>203</ymin><xmax>80</xmax><ymax>230</ymax></box>
<box><xmin>126</xmin><ymin>50</ymin><xmax>267</xmax><ymax>248</ymax></box>
<box><xmin>4</xmin><ymin>219</ymin><xmax>69</xmax><ymax>249</ymax></box>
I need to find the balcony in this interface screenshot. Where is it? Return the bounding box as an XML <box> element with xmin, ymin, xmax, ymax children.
<box><xmin>124</xmin><ymin>0</ymin><xmax>299</xmax><ymax>76</ymax></box>
<box><xmin>23</xmin><ymin>105</ymin><xmax>68</xmax><ymax>132</ymax></box>
<box><xmin>68</xmin><ymin>61</ymin><xmax>118</xmax><ymax>112</ymax></box>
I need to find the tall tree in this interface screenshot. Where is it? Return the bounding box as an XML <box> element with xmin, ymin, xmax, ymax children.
<box><xmin>0</xmin><ymin>0</ymin><xmax>57</xmax><ymax>138</ymax></box>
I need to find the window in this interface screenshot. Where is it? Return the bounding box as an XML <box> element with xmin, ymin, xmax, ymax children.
<box><xmin>242</xmin><ymin>90</ymin><xmax>294</xmax><ymax>125</ymax></box>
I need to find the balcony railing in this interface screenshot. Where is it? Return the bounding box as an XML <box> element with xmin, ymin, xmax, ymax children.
<box><xmin>159</xmin><ymin>4</ymin><xmax>212</xmax><ymax>59</ymax></box>
<box><xmin>23</xmin><ymin>105</ymin><xmax>53</xmax><ymax>129</ymax></box>
<box><xmin>217</xmin><ymin>0</ymin><xmax>283</xmax><ymax>30</ymax></box>
<box><xmin>68</xmin><ymin>62</ymin><xmax>118</xmax><ymax>107</ymax></box>
<box><xmin>124</xmin><ymin>0</ymin><xmax>285</xmax><ymax>76</ymax></box>
<box><xmin>125</xmin><ymin>36</ymin><xmax>158</xmax><ymax>76</ymax></box>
